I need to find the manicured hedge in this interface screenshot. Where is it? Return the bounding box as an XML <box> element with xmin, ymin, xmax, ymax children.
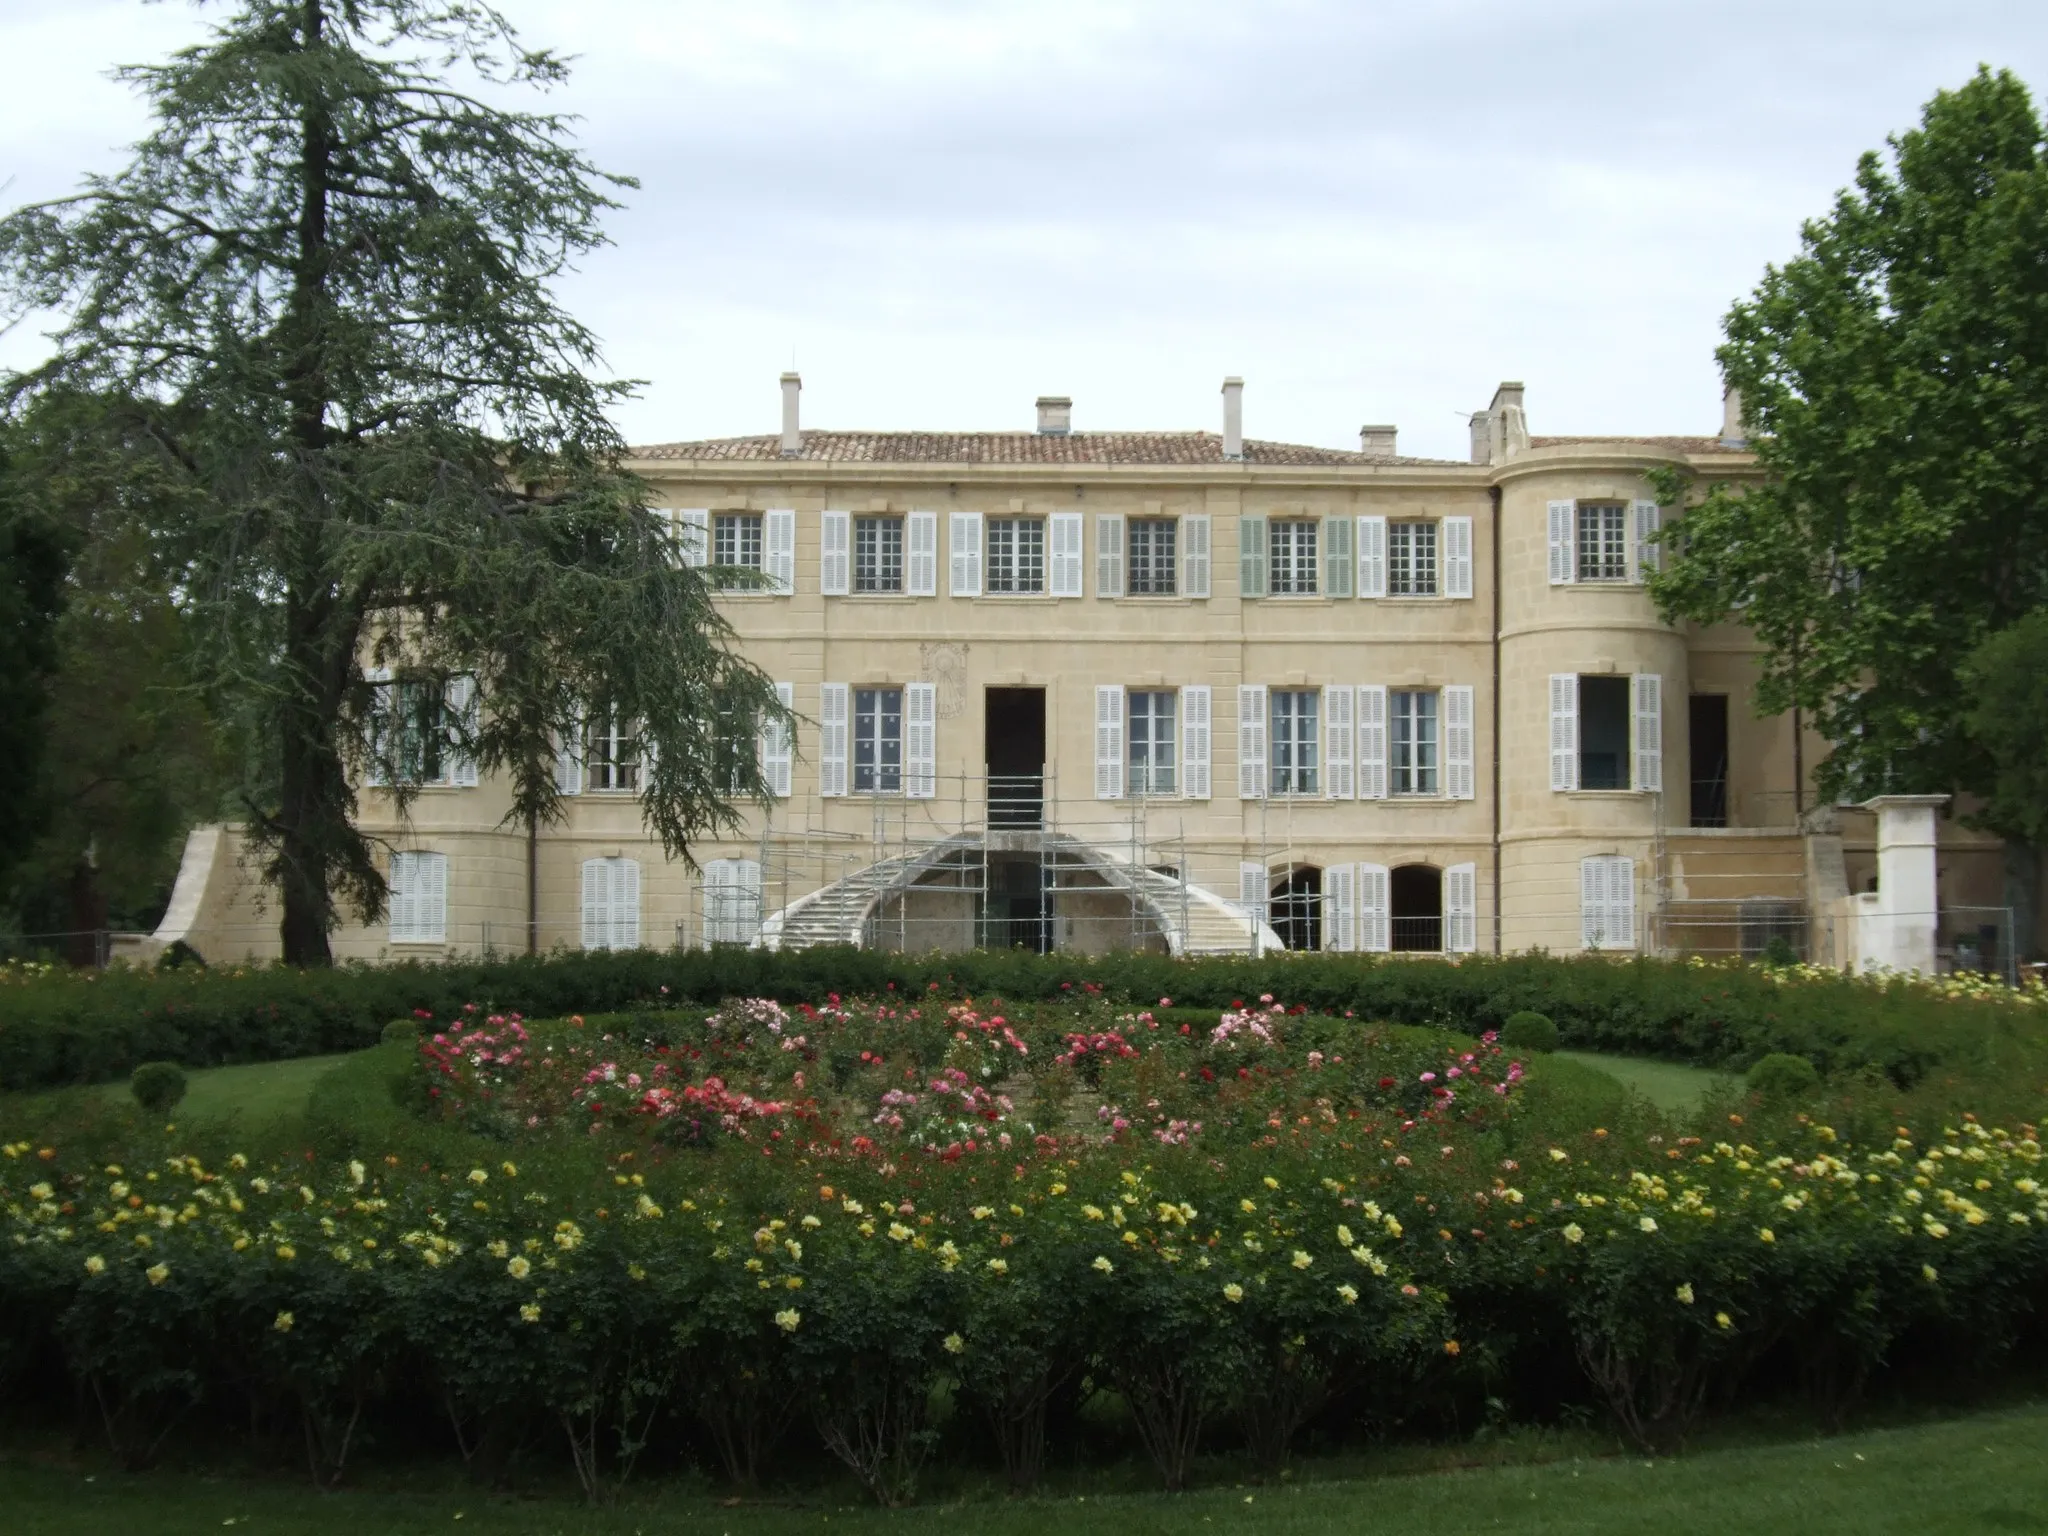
<box><xmin>1</xmin><ymin>947</ymin><xmax>2042</xmax><ymax>1093</ymax></box>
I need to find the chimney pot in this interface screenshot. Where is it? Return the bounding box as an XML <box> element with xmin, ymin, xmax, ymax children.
<box><xmin>779</xmin><ymin>372</ymin><xmax>802</xmax><ymax>456</ymax></box>
<box><xmin>1221</xmin><ymin>376</ymin><xmax>1244</xmax><ymax>460</ymax></box>
<box><xmin>1035</xmin><ymin>395</ymin><xmax>1072</xmax><ymax>436</ymax></box>
<box><xmin>1359</xmin><ymin>424</ymin><xmax>1398</xmax><ymax>457</ymax></box>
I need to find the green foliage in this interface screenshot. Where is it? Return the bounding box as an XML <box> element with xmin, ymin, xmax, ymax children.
<box><xmin>0</xmin><ymin>436</ymin><xmax>73</xmax><ymax>883</ymax></box>
<box><xmin>1499</xmin><ymin>1011</ymin><xmax>1559</xmax><ymax>1053</ymax></box>
<box><xmin>0</xmin><ymin>1</ymin><xmax>785</xmax><ymax>963</ymax></box>
<box><xmin>379</xmin><ymin>1017</ymin><xmax>421</xmax><ymax>1047</ymax></box>
<box><xmin>1747</xmin><ymin>1052</ymin><xmax>1821</xmax><ymax>1100</ymax></box>
<box><xmin>1760</xmin><ymin>935</ymin><xmax>1799</xmax><ymax>968</ymax></box>
<box><xmin>1647</xmin><ymin>68</ymin><xmax>2048</xmax><ymax>807</ymax></box>
<box><xmin>127</xmin><ymin>1060</ymin><xmax>186</xmax><ymax>1114</ymax></box>
<box><xmin>1960</xmin><ymin>610</ymin><xmax>2048</xmax><ymax>848</ymax></box>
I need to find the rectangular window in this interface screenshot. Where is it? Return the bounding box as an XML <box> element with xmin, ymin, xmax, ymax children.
<box><xmin>1578</xmin><ymin>674</ymin><xmax>1631</xmax><ymax>789</ymax></box>
<box><xmin>1128</xmin><ymin>519</ymin><xmax>1178</xmax><ymax>595</ymax></box>
<box><xmin>1388</xmin><ymin>521</ymin><xmax>1438</xmax><ymax>597</ymax></box>
<box><xmin>388</xmin><ymin>850</ymin><xmax>448</xmax><ymax>944</ymax></box>
<box><xmin>853</xmin><ymin>687</ymin><xmax>903</xmax><ymax>793</ymax></box>
<box><xmin>714</xmin><ymin>513</ymin><xmax>764</xmax><ymax>571</ymax></box>
<box><xmin>1128</xmin><ymin>690</ymin><xmax>1178</xmax><ymax>795</ymax></box>
<box><xmin>1576</xmin><ymin>503</ymin><xmax>1628</xmax><ymax>581</ymax></box>
<box><xmin>854</xmin><ymin>516</ymin><xmax>904</xmax><ymax>593</ymax></box>
<box><xmin>1269</xmin><ymin>689</ymin><xmax>1319</xmax><ymax>795</ymax></box>
<box><xmin>587</xmin><ymin>711</ymin><xmax>641</xmax><ymax>793</ymax></box>
<box><xmin>1270</xmin><ymin>520</ymin><xmax>1319</xmax><ymax>596</ymax></box>
<box><xmin>1689</xmin><ymin>693</ymin><xmax>1729</xmax><ymax>827</ymax></box>
<box><xmin>1391</xmin><ymin>689</ymin><xmax>1439</xmax><ymax>795</ymax></box>
<box><xmin>986</xmin><ymin>518</ymin><xmax>1045</xmax><ymax>594</ymax></box>
<box><xmin>394</xmin><ymin>680</ymin><xmax>446</xmax><ymax>785</ymax></box>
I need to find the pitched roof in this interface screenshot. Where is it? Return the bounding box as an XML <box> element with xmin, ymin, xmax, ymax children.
<box><xmin>629</xmin><ymin>430</ymin><xmax>1465</xmax><ymax>467</ymax></box>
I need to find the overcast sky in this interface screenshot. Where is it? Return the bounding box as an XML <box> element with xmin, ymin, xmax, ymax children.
<box><xmin>3</xmin><ymin>1</ymin><xmax>2045</xmax><ymax>461</ymax></box>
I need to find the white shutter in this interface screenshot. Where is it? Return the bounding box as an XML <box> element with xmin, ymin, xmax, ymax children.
<box><xmin>1238</xmin><ymin>515</ymin><xmax>1267</xmax><ymax>599</ymax></box>
<box><xmin>1443</xmin><ymin>516</ymin><xmax>1474</xmax><ymax>599</ymax></box>
<box><xmin>581</xmin><ymin>859</ymin><xmax>607</xmax><ymax>950</ymax></box>
<box><xmin>1443</xmin><ymin>685</ymin><xmax>1476</xmax><ymax>801</ymax></box>
<box><xmin>905</xmin><ymin>682</ymin><xmax>937</xmax><ymax>798</ymax></box>
<box><xmin>949</xmin><ymin>512</ymin><xmax>983</xmax><ymax>597</ymax></box>
<box><xmin>1633</xmin><ymin>673</ymin><xmax>1663</xmax><ymax>793</ymax></box>
<box><xmin>443</xmin><ymin>677</ymin><xmax>479</xmax><ymax>787</ymax></box>
<box><xmin>554</xmin><ymin>709</ymin><xmax>583</xmax><ymax>796</ymax></box>
<box><xmin>677</xmin><ymin>508</ymin><xmax>710</xmax><ymax>569</ymax></box>
<box><xmin>1582</xmin><ymin>856</ymin><xmax>1634</xmax><ymax>951</ymax></box>
<box><xmin>388</xmin><ymin>852</ymin><xmax>416</xmax><ymax>943</ymax></box>
<box><xmin>1357</xmin><ymin>516</ymin><xmax>1387</xmax><ymax>599</ymax></box>
<box><xmin>1445</xmin><ymin>862</ymin><xmax>1477</xmax><ymax>953</ymax></box>
<box><xmin>1095</xmin><ymin>684</ymin><xmax>1125</xmax><ymax>799</ymax></box>
<box><xmin>1096</xmin><ymin>514</ymin><xmax>1125</xmax><ymax>598</ymax></box>
<box><xmin>1325</xmin><ymin>863</ymin><xmax>1356</xmax><ymax>952</ymax></box>
<box><xmin>907</xmin><ymin>511</ymin><xmax>939</xmax><ymax>596</ymax></box>
<box><xmin>737</xmin><ymin>859</ymin><xmax>762</xmax><ymax>945</ymax></box>
<box><xmin>1181</xmin><ymin>685</ymin><xmax>1211</xmax><ymax>799</ymax></box>
<box><xmin>1324</xmin><ymin>685</ymin><xmax>1355</xmax><ymax>799</ymax></box>
<box><xmin>759</xmin><ymin>681</ymin><xmax>794</xmax><ymax>798</ymax></box>
<box><xmin>820</xmin><ymin>510</ymin><xmax>851</xmax><ymax>595</ymax></box>
<box><xmin>1632</xmin><ymin>499</ymin><xmax>1662</xmax><ymax>579</ymax></box>
<box><xmin>1182</xmin><ymin>514</ymin><xmax>1211</xmax><ymax>598</ymax></box>
<box><xmin>1610</xmin><ymin>858</ymin><xmax>1636</xmax><ymax>950</ymax></box>
<box><xmin>1237</xmin><ymin>684</ymin><xmax>1267</xmax><ymax>799</ymax></box>
<box><xmin>1549</xmin><ymin>674</ymin><xmax>1579</xmax><ymax>792</ymax></box>
<box><xmin>1239</xmin><ymin>862</ymin><xmax>1269</xmax><ymax>929</ymax></box>
<box><xmin>819</xmin><ymin>684</ymin><xmax>849</xmax><ymax>798</ymax></box>
<box><xmin>1357</xmin><ymin>685</ymin><xmax>1387</xmax><ymax>801</ymax></box>
<box><xmin>614</xmin><ymin>859</ymin><xmax>642</xmax><ymax>950</ymax></box>
<box><xmin>1548</xmin><ymin>501</ymin><xmax>1576</xmax><ymax>585</ymax></box>
<box><xmin>1324</xmin><ymin>516</ymin><xmax>1354</xmax><ymax>599</ymax></box>
<box><xmin>1358</xmin><ymin>863</ymin><xmax>1390</xmax><ymax>953</ymax></box>
<box><xmin>764</xmin><ymin>509</ymin><xmax>796</xmax><ymax>594</ymax></box>
<box><xmin>1050</xmin><ymin>512</ymin><xmax>1084</xmax><ymax>597</ymax></box>
<box><xmin>702</xmin><ymin>860</ymin><xmax>729</xmax><ymax>945</ymax></box>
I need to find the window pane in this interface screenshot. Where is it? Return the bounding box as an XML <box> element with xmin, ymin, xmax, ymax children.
<box><xmin>1577</xmin><ymin>504</ymin><xmax>1627</xmax><ymax>580</ymax></box>
<box><xmin>1129</xmin><ymin>519</ymin><xmax>1178</xmax><ymax>595</ymax></box>
<box><xmin>1578</xmin><ymin>674</ymin><xmax>1631</xmax><ymax>788</ymax></box>
<box><xmin>1127</xmin><ymin>690</ymin><xmax>1177</xmax><ymax>794</ymax></box>
<box><xmin>1269</xmin><ymin>689</ymin><xmax>1319</xmax><ymax>793</ymax></box>
<box><xmin>987</xmin><ymin>518</ymin><xmax>1045</xmax><ymax>593</ymax></box>
<box><xmin>1391</xmin><ymin>690</ymin><xmax>1438</xmax><ymax>795</ymax></box>
<box><xmin>714</xmin><ymin>514</ymin><xmax>764</xmax><ymax>569</ymax></box>
<box><xmin>854</xmin><ymin>687</ymin><xmax>904</xmax><ymax>792</ymax></box>
<box><xmin>1389</xmin><ymin>521</ymin><xmax>1438</xmax><ymax>596</ymax></box>
<box><xmin>854</xmin><ymin>517</ymin><xmax>904</xmax><ymax>592</ymax></box>
<box><xmin>1270</xmin><ymin>521</ymin><xmax>1319</xmax><ymax>596</ymax></box>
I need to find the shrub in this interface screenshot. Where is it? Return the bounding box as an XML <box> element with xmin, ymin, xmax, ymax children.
<box><xmin>128</xmin><ymin>1061</ymin><xmax>187</xmax><ymax>1114</ymax></box>
<box><xmin>379</xmin><ymin>1017</ymin><xmax>422</xmax><ymax>1046</ymax></box>
<box><xmin>1747</xmin><ymin>1052</ymin><xmax>1821</xmax><ymax>1099</ymax></box>
<box><xmin>1760</xmin><ymin>934</ymin><xmax>1799</xmax><ymax>968</ymax></box>
<box><xmin>1499</xmin><ymin>1011</ymin><xmax>1559</xmax><ymax>1053</ymax></box>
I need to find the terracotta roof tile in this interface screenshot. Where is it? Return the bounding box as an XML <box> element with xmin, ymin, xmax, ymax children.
<box><xmin>630</xmin><ymin>431</ymin><xmax>1465</xmax><ymax>468</ymax></box>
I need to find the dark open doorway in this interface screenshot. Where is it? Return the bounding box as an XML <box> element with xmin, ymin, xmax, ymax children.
<box><xmin>1270</xmin><ymin>866</ymin><xmax>1323</xmax><ymax>951</ymax></box>
<box><xmin>1391</xmin><ymin>864</ymin><xmax>1443</xmax><ymax>952</ymax></box>
<box><xmin>1690</xmin><ymin>694</ymin><xmax>1729</xmax><ymax>827</ymax></box>
<box><xmin>983</xmin><ymin>854</ymin><xmax>1051</xmax><ymax>952</ymax></box>
<box><xmin>985</xmin><ymin>687</ymin><xmax>1045</xmax><ymax>828</ymax></box>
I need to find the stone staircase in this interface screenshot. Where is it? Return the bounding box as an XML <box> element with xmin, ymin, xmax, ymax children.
<box><xmin>757</xmin><ymin>832</ymin><xmax>984</xmax><ymax>950</ymax></box>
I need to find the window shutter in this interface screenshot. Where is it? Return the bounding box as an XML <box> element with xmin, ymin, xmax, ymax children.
<box><xmin>764</xmin><ymin>508</ymin><xmax>796</xmax><ymax>593</ymax></box>
<box><xmin>1357</xmin><ymin>685</ymin><xmax>1387</xmax><ymax>800</ymax></box>
<box><xmin>819</xmin><ymin>683</ymin><xmax>849</xmax><ymax>798</ymax></box>
<box><xmin>443</xmin><ymin>677</ymin><xmax>479</xmax><ymax>787</ymax></box>
<box><xmin>907</xmin><ymin>511</ymin><xmax>939</xmax><ymax>596</ymax></box>
<box><xmin>820</xmin><ymin>510</ymin><xmax>851</xmax><ymax>595</ymax></box>
<box><xmin>677</xmin><ymin>508</ymin><xmax>710</xmax><ymax>569</ymax></box>
<box><xmin>1050</xmin><ymin>512</ymin><xmax>1084</xmax><ymax>597</ymax></box>
<box><xmin>1443</xmin><ymin>516</ymin><xmax>1474</xmax><ymax>599</ymax></box>
<box><xmin>1547</xmin><ymin>500</ymin><xmax>1576</xmax><ymax>584</ymax></box>
<box><xmin>614</xmin><ymin>858</ymin><xmax>642</xmax><ymax>951</ymax></box>
<box><xmin>1324</xmin><ymin>685</ymin><xmax>1355</xmax><ymax>799</ymax></box>
<box><xmin>581</xmin><ymin>858</ymin><xmax>606</xmax><ymax>950</ymax></box>
<box><xmin>1443</xmin><ymin>685</ymin><xmax>1476</xmax><ymax>800</ymax></box>
<box><xmin>1582</xmin><ymin>856</ymin><xmax>1635</xmax><ymax>951</ymax></box>
<box><xmin>553</xmin><ymin>709</ymin><xmax>583</xmax><ymax>796</ymax></box>
<box><xmin>1324</xmin><ymin>516</ymin><xmax>1355</xmax><ymax>599</ymax></box>
<box><xmin>1237</xmin><ymin>684</ymin><xmax>1267</xmax><ymax>799</ymax></box>
<box><xmin>1358</xmin><ymin>863</ymin><xmax>1390</xmax><ymax>953</ymax></box>
<box><xmin>1549</xmin><ymin>674</ymin><xmax>1579</xmax><ymax>792</ymax></box>
<box><xmin>1095</xmin><ymin>684</ymin><xmax>1125</xmax><ymax>799</ymax></box>
<box><xmin>1182</xmin><ymin>514</ymin><xmax>1211</xmax><ymax>597</ymax></box>
<box><xmin>1609</xmin><ymin>857</ymin><xmax>1635</xmax><ymax>950</ymax></box>
<box><xmin>759</xmin><ymin>681</ymin><xmax>794</xmax><ymax>798</ymax></box>
<box><xmin>1239</xmin><ymin>862</ymin><xmax>1269</xmax><ymax>928</ymax></box>
<box><xmin>949</xmin><ymin>512</ymin><xmax>982</xmax><ymax>597</ymax></box>
<box><xmin>388</xmin><ymin>852</ymin><xmax>415</xmax><ymax>943</ymax></box>
<box><xmin>738</xmin><ymin>859</ymin><xmax>762</xmax><ymax>945</ymax></box>
<box><xmin>1325</xmin><ymin>863</ymin><xmax>1356</xmax><ymax>952</ymax></box>
<box><xmin>1238</xmin><ymin>515</ymin><xmax>1267</xmax><ymax>599</ymax></box>
<box><xmin>1357</xmin><ymin>516</ymin><xmax>1387</xmax><ymax>599</ymax></box>
<box><xmin>1632</xmin><ymin>499</ymin><xmax>1662</xmax><ymax>579</ymax></box>
<box><xmin>1180</xmin><ymin>685</ymin><xmax>1211</xmax><ymax>799</ymax></box>
<box><xmin>1096</xmin><ymin>514</ymin><xmax>1125</xmax><ymax>598</ymax></box>
<box><xmin>905</xmin><ymin>682</ymin><xmax>937</xmax><ymax>798</ymax></box>
<box><xmin>1633</xmin><ymin>673</ymin><xmax>1663</xmax><ymax>793</ymax></box>
<box><xmin>1445</xmin><ymin>862</ymin><xmax>1477</xmax><ymax>953</ymax></box>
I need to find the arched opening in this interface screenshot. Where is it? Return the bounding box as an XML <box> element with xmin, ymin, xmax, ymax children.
<box><xmin>1270</xmin><ymin>865</ymin><xmax>1322</xmax><ymax>952</ymax></box>
<box><xmin>1390</xmin><ymin>864</ymin><xmax>1442</xmax><ymax>952</ymax></box>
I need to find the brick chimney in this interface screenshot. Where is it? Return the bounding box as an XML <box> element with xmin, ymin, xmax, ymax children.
<box><xmin>1221</xmin><ymin>377</ymin><xmax>1244</xmax><ymax>460</ymax></box>
<box><xmin>1035</xmin><ymin>395</ymin><xmax>1072</xmax><ymax>436</ymax></box>
<box><xmin>779</xmin><ymin>372</ymin><xmax>802</xmax><ymax>456</ymax></box>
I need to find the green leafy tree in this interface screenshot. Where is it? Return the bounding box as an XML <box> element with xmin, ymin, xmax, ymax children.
<box><xmin>0</xmin><ymin>0</ymin><xmax>782</xmax><ymax>964</ymax></box>
<box><xmin>1959</xmin><ymin>612</ymin><xmax>2048</xmax><ymax>850</ymax></box>
<box><xmin>0</xmin><ymin>453</ymin><xmax>72</xmax><ymax>890</ymax></box>
<box><xmin>1646</xmin><ymin>67</ymin><xmax>2048</xmax><ymax>945</ymax></box>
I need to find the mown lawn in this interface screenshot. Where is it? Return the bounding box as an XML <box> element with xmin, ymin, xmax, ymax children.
<box><xmin>5</xmin><ymin>1401</ymin><xmax>2046</xmax><ymax>1536</ymax></box>
<box><xmin>88</xmin><ymin>1053</ymin><xmax>356</xmax><ymax>1128</ymax></box>
<box><xmin>1553</xmin><ymin>1049</ymin><xmax>1741</xmax><ymax>1113</ymax></box>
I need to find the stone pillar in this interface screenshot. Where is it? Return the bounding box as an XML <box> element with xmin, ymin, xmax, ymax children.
<box><xmin>1857</xmin><ymin>795</ymin><xmax>1949</xmax><ymax>974</ymax></box>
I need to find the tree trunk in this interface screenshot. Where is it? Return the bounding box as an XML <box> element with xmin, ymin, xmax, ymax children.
<box><xmin>2003</xmin><ymin>839</ymin><xmax>2041</xmax><ymax>966</ymax></box>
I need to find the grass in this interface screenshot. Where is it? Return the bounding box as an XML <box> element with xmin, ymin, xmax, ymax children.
<box><xmin>1554</xmin><ymin>1049</ymin><xmax>1741</xmax><ymax>1113</ymax></box>
<box><xmin>4</xmin><ymin>1400</ymin><xmax>2047</xmax><ymax>1535</ymax></box>
<box><xmin>89</xmin><ymin>1053</ymin><xmax>357</xmax><ymax>1129</ymax></box>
